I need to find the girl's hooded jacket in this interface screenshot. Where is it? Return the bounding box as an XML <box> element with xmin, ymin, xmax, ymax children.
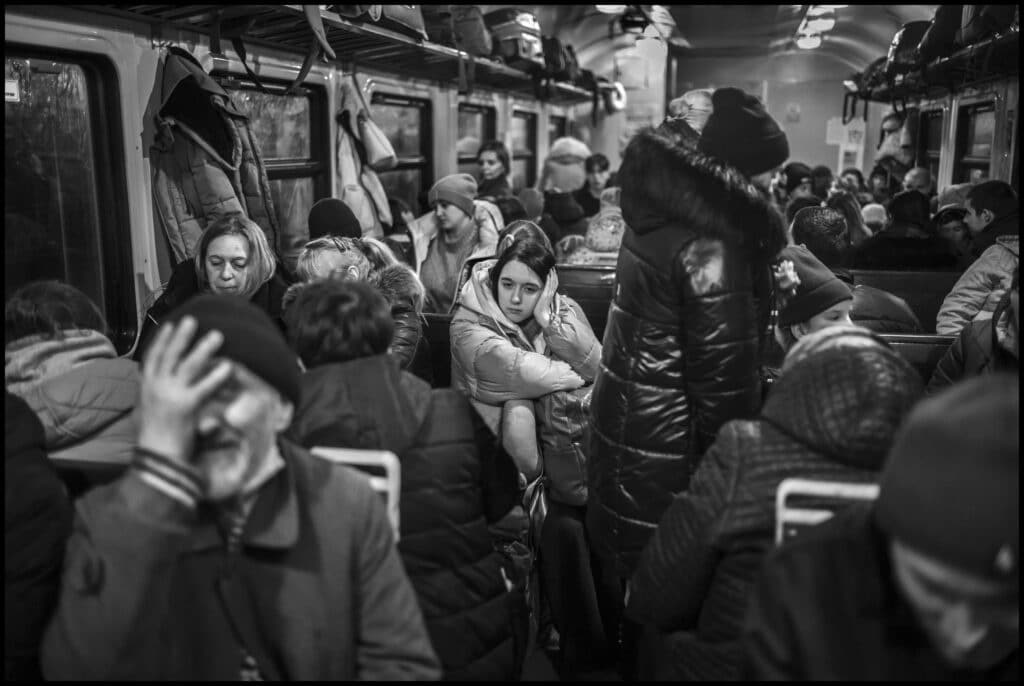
<box><xmin>587</xmin><ymin>127</ymin><xmax>788</xmax><ymax>578</ymax></box>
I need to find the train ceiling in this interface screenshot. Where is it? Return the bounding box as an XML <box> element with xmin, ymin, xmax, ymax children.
<box><xmin>497</xmin><ymin>4</ymin><xmax>939</xmax><ymax>80</ymax></box>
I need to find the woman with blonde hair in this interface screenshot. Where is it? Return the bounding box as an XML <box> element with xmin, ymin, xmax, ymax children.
<box><xmin>134</xmin><ymin>213</ymin><xmax>288</xmax><ymax>359</ymax></box>
<box><xmin>286</xmin><ymin>235</ymin><xmax>429</xmax><ymax>380</ymax></box>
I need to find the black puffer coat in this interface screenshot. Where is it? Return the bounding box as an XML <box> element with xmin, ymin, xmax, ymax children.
<box><xmin>288</xmin><ymin>354</ymin><xmax>525</xmax><ymax>680</ymax></box>
<box><xmin>626</xmin><ymin>344</ymin><xmax>923</xmax><ymax>680</ymax></box>
<box><xmin>587</xmin><ymin>128</ymin><xmax>787</xmax><ymax>578</ymax></box>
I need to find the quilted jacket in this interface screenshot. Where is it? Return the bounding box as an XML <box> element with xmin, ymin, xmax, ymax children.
<box><xmin>626</xmin><ymin>344</ymin><xmax>923</xmax><ymax>680</ymax></box>
<box><xmin>149</xmin><ymin>49</ymin><xmax>283</xmax><ymax>267</ymax></box>
<box><xmin>288</xmin><ymin>354</ymin><xmax>524</xmax><ymax>680</ymax></box>
<box><xmin>936</xmin><ymin>235</ymin><xmax>1018</xmax><ymax>335</ymax></box>
<box><xmin>587</xmin><ymin>127</ymin><xmax>787</xmax><ymax>578</ymax></box>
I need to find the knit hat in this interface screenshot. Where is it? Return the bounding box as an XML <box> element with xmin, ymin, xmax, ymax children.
<box><xmin>936</xmin><ymin>182</ymin><xmax>972</xmax><ymax>210</ymax></box>
<box><xmin>861</xmin><ymin>202</ymin><xmax>887</xmax><ymax>227</ymax></box>
<box><xmin>783</xmin><ymin>162</ymin><xmax>813</xmax><ymax>195</ymax></box>
<box><xmin>308</xmin><ymin>198</ymin><xmax>361</xmax><ymax>240</ymax></box>
<box><xmin>428</xmin><ymin>173</ymin><xmax>477</xmax><ymax>219</ymax></box>
<box><xmin>875</xmin><ymin>373</ymin><xmax>1019</xmax><ymax>584</ymax></box>
<box><xmin>698</xmin><ymin>87</ymin><xmax>789</xmax><ymax>177</ymax></box>
<box><xmin>775</xmin><ymin>244</ymin><xmax>853</xmax><ymax>327</ymax></box>
<box><xmin>158</xmin><ymin>294</ymin><xmax>301</xmax><ymax>405</ymax></box>
<box><xmin>548</xmin><ymin>136</ymin><xmax>592</xmax><ymax>162</ymax></box>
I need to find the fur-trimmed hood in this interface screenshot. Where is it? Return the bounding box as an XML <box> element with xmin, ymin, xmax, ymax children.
<box><xmin>618</xmin><ymin>128</ymin><xmax>787</xmax><ymax>261</ymax></box>
<box><xmin>368</xmin><ymin>263</ymin><xmax>424</xmax><ymax>315</ymax></box>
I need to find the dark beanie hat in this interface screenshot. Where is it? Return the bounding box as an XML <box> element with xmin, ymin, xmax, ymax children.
<box><xmin>776</xmin><ymin>244</ymin><xmax>852</xmax><ymax>327</ymax></box>
<box><xmin>784</xmin><ymin>162</ymin><xmax>813</xmax><ymax>194</ymax></box>
<box><xmin>698</xmin><ymin>87</ymin><xmax>789</xmax><ymax>177</ymax></box>
<box><xmin>157</xmin><ymin>294</ymin><xmax>301</xmax><ymax>406</ymax></box>
<box><xmin>308</xmin><ymin>198</ymin><xmax>361</xmax><ymax>240</ymax></box>
<box><xmin>428</xmin><ymin>173</ymin><xmax>477</xmax><ymax>219</ymax></box>
<box><xmin>875</xmin><ymin>374</ymin><xmax>1018</xmax><ymax>584</ymax></box>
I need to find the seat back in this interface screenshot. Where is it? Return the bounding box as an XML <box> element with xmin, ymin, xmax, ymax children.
<box><xmin>422</xmin><ymin>312</ymin><xmax>454</xmax><ymax>388</ymax></box>
<box><xmin>850</xmin><ymin>270</ymin><xmax>962</xmax><ymax>333</ymax></box>
<box><xmin>775</xmin><ymin>478</ymin><xmax>880</xmax><ymax>544</ymax></box>
<box><xmin>878</xmin><ymin>333</ymin><xmax>955</xmax><ymax>384</ymax></box>
<box><xmin>556</xmin><ymin>264</ymin><xmax>616</xmax><ymax>340</ymax></box>
<box><xmin>311</xmin><ymin>447</ymin><xmax>401</xmax><ymax>540</ymax></box>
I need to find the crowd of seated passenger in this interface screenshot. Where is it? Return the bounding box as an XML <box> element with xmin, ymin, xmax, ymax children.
<box><xmin>5</xmin><ymin>83</ymin><xmax>1018</xmax><ymax>683</ymax></box>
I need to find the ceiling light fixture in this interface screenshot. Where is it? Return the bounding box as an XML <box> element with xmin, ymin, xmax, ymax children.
<box><xmin>595</xmin><ymin>5</ymin><xmax>627</xmax><ymax>14</ymax></box>
<box><xmin>804</xmin><ymin>16</ymin><xmax>836</xmax><ymax>33</ymax></box>
<box><xmin>796</xmin><ymin>34</ymin><xmax>822</xmax><ymax>49</ymax></box>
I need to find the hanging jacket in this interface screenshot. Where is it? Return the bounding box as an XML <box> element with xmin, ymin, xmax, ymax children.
<box><xmin>587</xmin><ymin>128</ymin><xmax>787</xmax><ymax>579</ymax></box>
<box><xmin>936</xmin><ymin>235</ymin><xmax>1018</xmax><ymax>335</ymax></box>
<box><xmin>627</xmin><ymin>344</ymin><xmax>922</xmax><ymax>680</ymax></box>
<box><xmin>288</xmin><ymin>354</ymin><xmax>524</xmax><ymax>680</ymax></box>
<box><xmin>149</xmin><ymin>49</ymin><xmax>282</xmax><ymax>266</ymax></box>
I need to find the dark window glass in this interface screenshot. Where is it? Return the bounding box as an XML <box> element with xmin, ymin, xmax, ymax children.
<box><xmin>373</xmin><ymin>93</ymin><xmax>431</xmax><ymax>215</ymax></box>
<box><xmin>954</xmin><ymin>103</ymin><xmax>995</xmax><ymax>184</ymax></box>
<box><xmin>225</xmin><ymin>81</ymin><xmax>327</xmax><ymax>261</ymax></box>
<box><xmin>510</xmin><ymin>110</ymin><xmax>537</xmax><ymax>191</ymax></box>
<box><xmin>917</xmin><ymin>110</ymin><xmax>942</xmax><ymax>184</ymax></box>
<box><xmin>549</xmin><ymin>115</ymin><xmax>567</xmax><ymax>145</ymax></box>
<box><xmin>457</xmin><ymin>104</ymin><xmax>496</xmax><ymax>174</ymax></box>
<box><xmin>5</xmin><ymin>51</ymin><xmax>134</xmax><ymax>352</ymax></box>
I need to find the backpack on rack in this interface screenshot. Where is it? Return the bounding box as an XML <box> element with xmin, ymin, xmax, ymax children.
<box><xmin>542</xmin><ymin>36</ymin><xmax>580</xmax><ymax>82</ymax></box>
<box><xmin>955</xmin><ymin>5</ymin><xmax>1018</xmax><ymax>48</ymax></box>
<box><xmin>917</xmin><ymin>5</ymin><xmax>964</xmax><ymax>63</ymax></box>
<box><xmin>485</xmin><ymin>8</ymin><xmax>545</xmax><ymax>73</ymax></box>
<box><xmin>884</xmin><ymin>20</ymin><xmax>931</xmax><ymax>80</ymax></box>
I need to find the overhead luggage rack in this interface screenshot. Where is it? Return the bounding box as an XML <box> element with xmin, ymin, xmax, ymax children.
<box><xmin>863</xmin><ymin>27</ymin><xmax>1019</xmax><ymax>104</ymax></box>
<box><xmin>80</xmin><ymin>4</ymin><xmax>594</xmax><ymax>104</ymax></box>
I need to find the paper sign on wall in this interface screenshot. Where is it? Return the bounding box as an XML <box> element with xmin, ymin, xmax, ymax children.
<box><xmin>827</xmin><ymin>117</ymin><xmax>867</xmax><ymax>147</ymax></box>
<box><xmin>5</xmin><ymin>79</ymin><xmax>21</xmax><ymax>103</ymax></box>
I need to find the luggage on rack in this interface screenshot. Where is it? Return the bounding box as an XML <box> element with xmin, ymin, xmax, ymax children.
<box><xmin>917</xmin><ymin>5</ymin><xmax>964</xmax><ymax>63</ymax></box>
<box><xmin>485</xmin><ymin>8</ymin><xmax>545</xmax><ymax>72</ymax></box>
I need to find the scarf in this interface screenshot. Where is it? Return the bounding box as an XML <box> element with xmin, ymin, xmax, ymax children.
<box><xmin>5</xmin><ymin>329</ymin><xmax>118</xmax><ymax>396</ymax></box>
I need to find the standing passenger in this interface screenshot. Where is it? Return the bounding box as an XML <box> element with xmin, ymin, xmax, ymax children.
<box><xmin>41</xmin><ymin>295</ymin><xmax>440</xmax><ymax>680</ymax></box>
<box><xmin>586</xmin><ymin>86</ymin><xmax>789</xmax><ymax>674</ymax></box>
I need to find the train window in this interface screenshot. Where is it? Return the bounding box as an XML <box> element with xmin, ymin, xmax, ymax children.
<box><xmin>457</xmin><ymin>103</ymin><xmax>496</xmax><ymax>178</ymax></box>
<box><xmin>224</xmin><ymin>82</ymin><xmax>328</xmax><ymax>253</ymax></box>
<box><xmin>510</xmin><ymin>110</ymin><xmax>537</xmax><ymax>192</ymax></box>
<box><xmin>917</xmin><ymin>110</ymin><xmax>942</xmax><ymax>183</ymax></box>
<box><xmin>372</xmin><ymin>92</ymin><xmax>432</xmax><ymax>214</ymax></box>
<box><xmin>953</xmin><ymin>102</ymin><xmax>995</xmax><ymax>184</ymax></box>
<box><xmin>548</xmin><ymin>115</ymin><xmax>567</xmax><ymax>145</ymax></box>
<box><xmin>4</xmin><ymin>49</ymin><xmax>135</xmax><ymax>353</ymax></box>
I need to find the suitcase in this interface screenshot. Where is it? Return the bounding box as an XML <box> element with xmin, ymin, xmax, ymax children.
<box><xmin>484</xmin><ymin>8</ymin><xmax>544</xmax><ymax>72</ymax></box>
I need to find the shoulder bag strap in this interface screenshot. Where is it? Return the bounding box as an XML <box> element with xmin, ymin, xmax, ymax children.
<box><xmin>215</xmin><ymin>549</ymin><xmax>284</xmax><ymax>680</ymax></box>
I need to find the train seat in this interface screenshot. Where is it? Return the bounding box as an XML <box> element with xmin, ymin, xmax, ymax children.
<box><xmin>311</xmin><ymin>447</ymin><xmax>401</xmax><ymax>539</ymax></box>
<box><xmin>850</xmin><ymin>269</ymin><xmax>961</xmax><ymax>333</ymax></box>
<box><xmin>876</xmin><ymin>333</ymin><xmax>955</xmax><ymax>384</ymax></box>
<box><xmin>774</xmin><ymin>477</ymin><xmax>880</xmax><ymax>544</ymax></box>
